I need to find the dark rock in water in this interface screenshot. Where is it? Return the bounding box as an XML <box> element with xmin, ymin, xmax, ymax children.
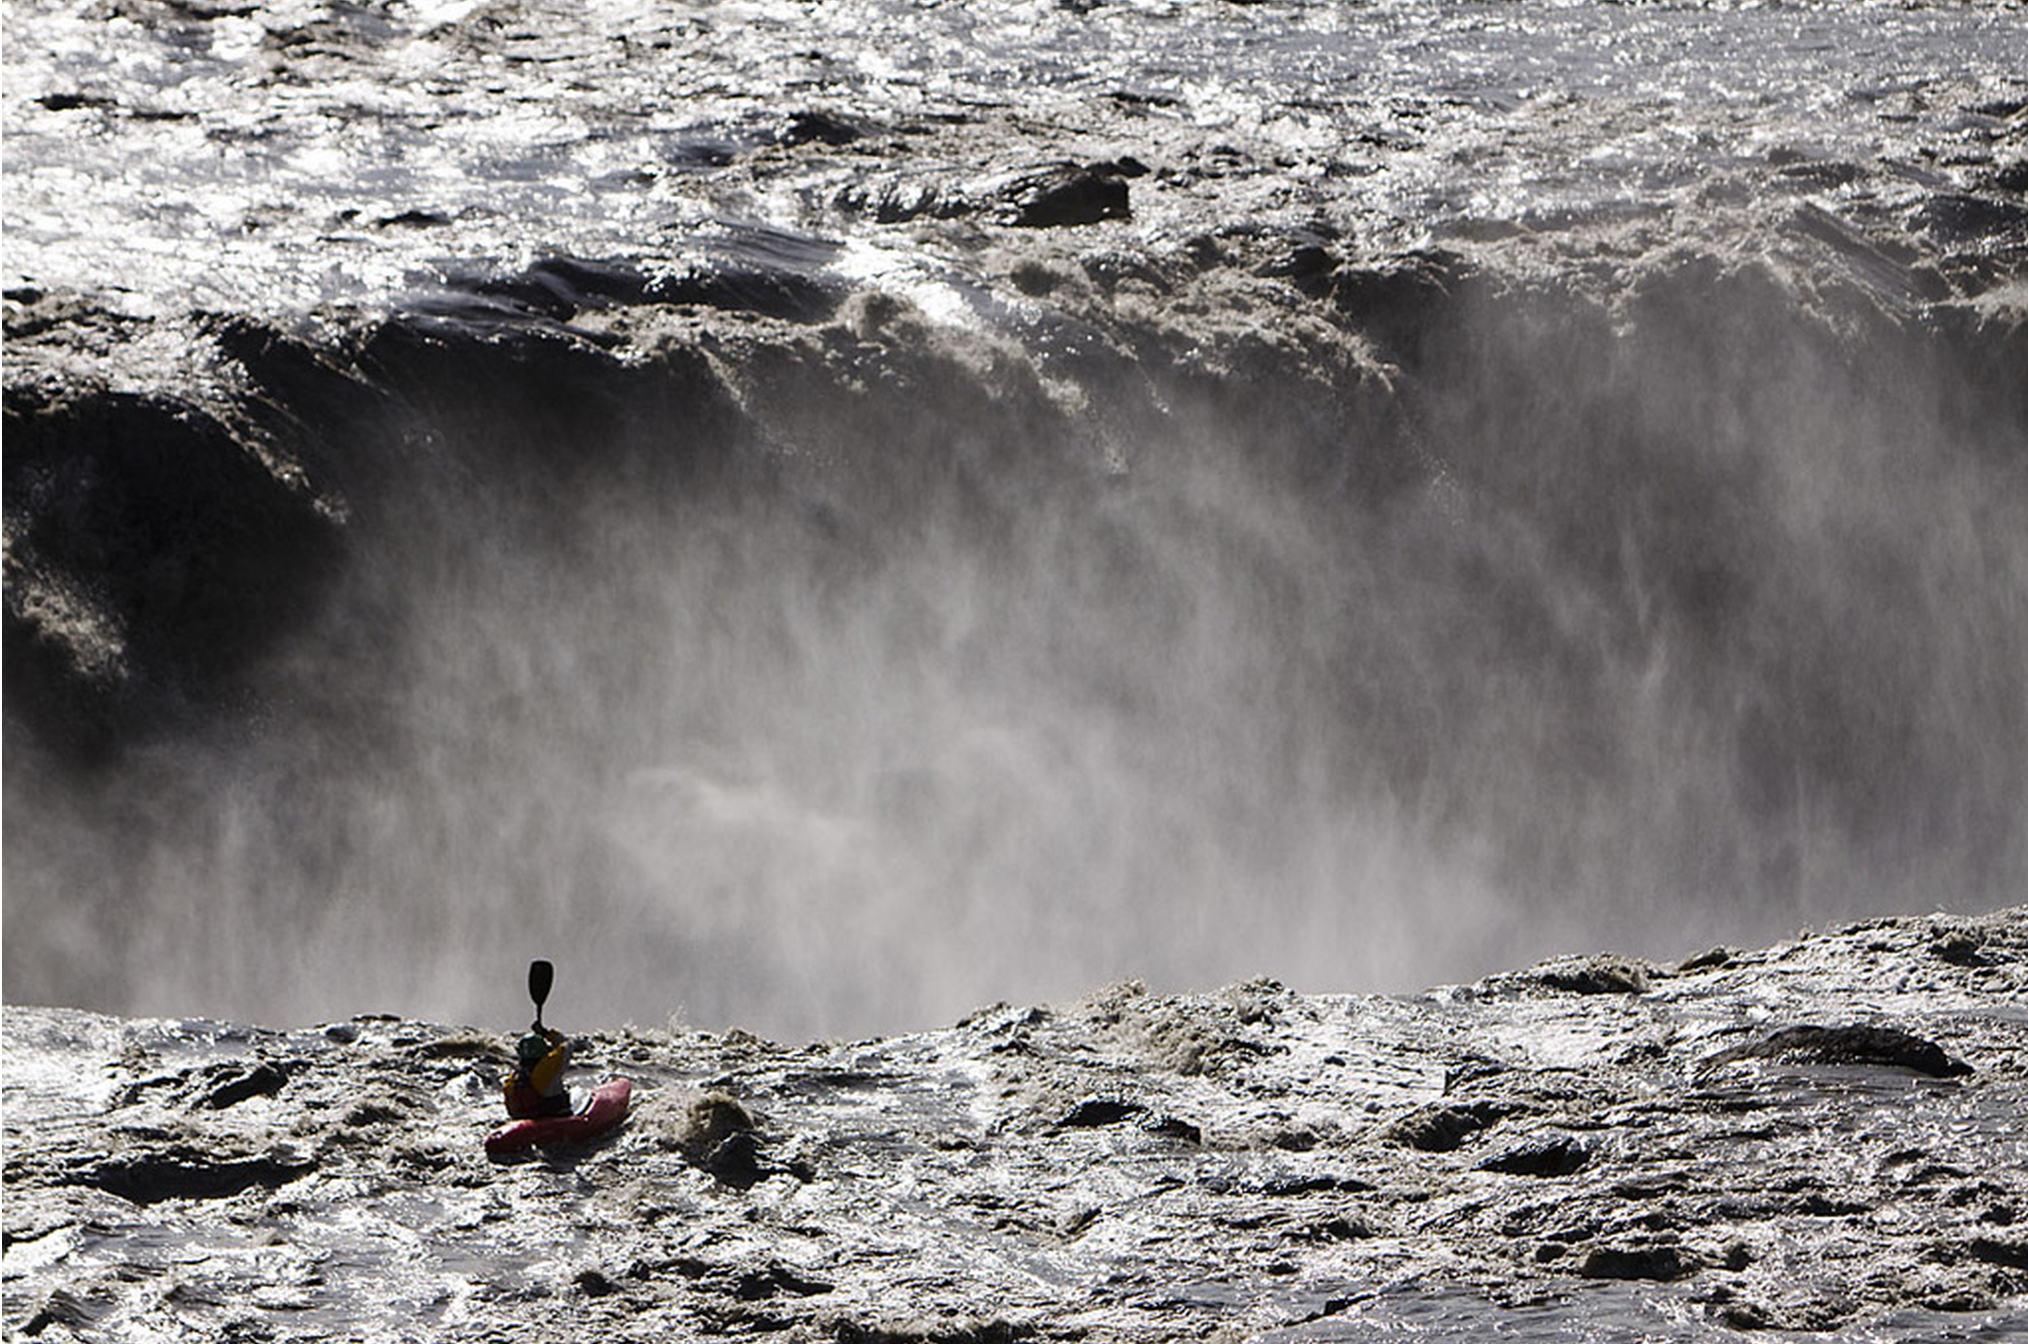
<box><xmin>661</xmin><ymin>135</ymin><xmax>740</xmax><ymax>169</ymax></box>
<box><xmin>1479</xmin><ymin>1133</ymin><xmax>1592</xmax><ymax>1178</ymax></box>
<box><xmin>734</xmin><ymin>1262</ymin><xmax>834</xmax><ymax>1300</ymax></box>
<box><xmin>376</xmin><ymin>208</ymin><xmax>453</xmax><ymax>229</ymax></box>
<box><xmin>1701</xmin><ymin>1024</ymin><xmax>1974</xmax><ymax>1078</ymax></box>
<box><xmin>1263</xmin><ymin>1173</ymin><xmax>1375</xmax><ymax>1198</ymax></box>
<box><xmin>677</xmin><ymin>1092</ymin><xmax>757</xmax><ymax>1158</ymax></box>
<box><xmin>1051</xmin><ymin>1096</ymin><xmax>1200</xmax><ymax>1142</ymax></box>
<box><xmin>674</xmin><ymin>1092</ymin><xmax>779</xmax><ymax>1188</ymax></box>
<box><xmin>833</xmin><ymin>172</ymin><xmax>971</xmax><ymax>224</ymax></box>
<box><xmin>83</xmin><ymin>1150</ymin><xmax>315</xmax><ymax>1205</ymax></box>
<box><xmin>1141</xmin><ymin>1114</ymin><xmax>1202</xmax><ymax>1144</ymax></box>
<box><xmin>1308</xmin><ymin>1214</ymin><xmax>1375</xmax><ymax>1241</ymax></box>
<box><xmin>701</xmin><ymin>1130</ymin><xmax>766</xmax><ymax>1189</ymax></box>
<box><xmin>1384</xmin><ymin>1101</ymin><xmax>1507</xmax><ymax>1152</ymax></box>
<box><xmin>999</xmin><ymin>163</ymin><xmax>1130</xmax><ymax>227</ymax></box>
<box><xmin>35</xmin><ymin>91</ymin><xmax>116</xmax><ymax>113</ymax></box>
<box><xmin>1056</xmin><ymin>1096</ymin><xmax>1145</xmax><ymax>1128</ymax></box>
<box><xmin>1533</xmin><ymin>955</ymin><xmax>1652</xmax><ymax>995</ymax></box>
<box><xmin>1257</xmin><ymin>237</ymin><xmax>1342</xmax><ymax>298</ymax></box>
<box><xmin>1933</xmin><ymin>928</ymin><xmax>1987</xmax><ymax>966</ymax></box>
<box><xmin>196</xmin><ymin>1062</ymin><xmax>289</xmax><ymax>1109</ymax></box>
<box><xmin>1090</xmin><ymin>155</ymin><xmax>1150</xmax><ymax>179</ymax></box>
<box><xmin>780</xmin><ymin>109</ymin><xmax>865</xmax><ymax>147</ymax></box>
<box><xmin>575</xmin><ymin>1267</ymin><xmax>620</xmax><ymax>1297</ymax></box>
<box><xmin>1576</xmin><ymin>1241</ymin><xmax>1698</xmax><ymax>1281</ymax></box>
<box><xmin>342</xmin><ymin>1100</ymin><xmax>407</xmax><ymax>1128</ymax></box>
<box><xmin>1964</xmin><ymin>1236</ymin><xmax>2028</xmax><ymax>1270</ymax></box>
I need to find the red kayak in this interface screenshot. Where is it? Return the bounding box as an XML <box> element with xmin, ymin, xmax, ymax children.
<box><xmin>486</xmin><ymin>1077</ymin><xmax>632</xmax><ymax>1156</ymax></box>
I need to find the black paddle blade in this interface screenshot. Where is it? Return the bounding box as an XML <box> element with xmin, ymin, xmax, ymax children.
<box><xmin>528</xmin><ymin>959</ymin><xmax>554</xmax><ymax>1022</ymax></box>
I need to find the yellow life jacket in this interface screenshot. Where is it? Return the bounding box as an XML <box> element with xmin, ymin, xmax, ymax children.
<box><xmin>503</xmin><ymin>1041</ymin><xmax>570</xmax><ymax>1117</ymax></box>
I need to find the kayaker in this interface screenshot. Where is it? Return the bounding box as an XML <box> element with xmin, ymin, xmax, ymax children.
<box><xmin>504</xmin><ymin>1024</ymin><xmax>573</xmax><ymax>1118</ymax></box>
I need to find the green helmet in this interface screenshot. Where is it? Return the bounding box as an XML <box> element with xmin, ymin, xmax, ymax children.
<box><xmin>516</xmin><ymin>1033</ymin><xmax>551</xmax><ymax>1066</ymax></box>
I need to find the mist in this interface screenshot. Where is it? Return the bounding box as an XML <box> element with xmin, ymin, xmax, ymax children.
<box><xmin>6</xmin><ymin>258</ymin><xmax>2025</xmax><ymax>1041</ymax></box>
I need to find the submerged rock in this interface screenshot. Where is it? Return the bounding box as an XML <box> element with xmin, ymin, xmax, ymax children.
<box><xmin>1383</xmin><ymin>1101</ymin><xmax>1507</xmax><ymax>1153</ymax></box>
<box><xmin>1054</xmin><ymin>1096</ymin><xmax>1144</xmax><ymax>1128</ymax></box>
<box><xmin>79</xmin><ymin>1149</ymin><xmax>317</xmax><ymax>1205</ymax></box>
<box><xmin>1479</xmin><ymin>1133</ymin><xmax>1593</xmax><ymax>1178</ymax></box>
<box><xmin>196</xmin><ymin>1062</ymin><xmax>291</xmax><ymax>1109</ymax></box>
<box><xmin>997</xmin><ymin>163</ymin><xmax>1132</xmax><ymax>228</ymax></box>
<box><xmin>1577</xmin><ymin>1240</ymin><xmax>1699</xmax><ymax>1282</ymax></box>
<box><xmin>1700</xmin><ymin>1024</ymin><xmax>1974</xmax><ymax>1078</ymax></box>
<box><xmin>1532</xmin><ymin>954</ymin><xmax>1653</xmax><ymax>995</ymax></box>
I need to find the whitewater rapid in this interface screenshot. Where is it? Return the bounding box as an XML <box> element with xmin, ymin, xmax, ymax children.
<box><xmin>5</xmin><ymin>909</ymin><xmax>2025</xmax><ymax>1340</ymax></box>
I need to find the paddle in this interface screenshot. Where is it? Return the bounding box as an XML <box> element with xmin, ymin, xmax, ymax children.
<box><xmin>528</xmin><ymin>959</ymin><xmax>554</xmax><ymax>1030</ymax></box>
